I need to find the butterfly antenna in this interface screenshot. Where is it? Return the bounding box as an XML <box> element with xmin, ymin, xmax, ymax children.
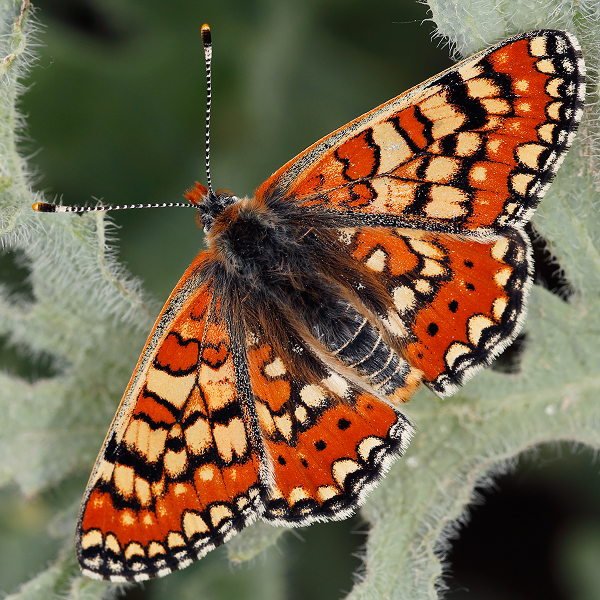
<box><xmin>201</xmin><ymin>24</ymin><xmax>215</xmax><ymax>197</ymax></box>
<box><xmin>33</xmin><ymin>25</ymin><xmax>217</xmax><ymax>215</ymax></box>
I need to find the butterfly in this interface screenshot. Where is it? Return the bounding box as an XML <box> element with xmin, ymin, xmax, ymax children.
<box><xmin>35</xmin><ymin>27</ymin><xmax>585</xmax><ymax>581</ymax></box>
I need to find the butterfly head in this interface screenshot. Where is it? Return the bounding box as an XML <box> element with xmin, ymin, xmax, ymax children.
<box><xmin>184</xmin><ymin>181</ymin><xmax>239</xmax><ymax>233</ymax></box>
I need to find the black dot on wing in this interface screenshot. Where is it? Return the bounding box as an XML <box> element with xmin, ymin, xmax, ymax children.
<box><xmin>278</xmin><ymin>455</ymin><xmax>286</xmax><ymax>466</ymax></box>
<box><xmin>449</xmin><ymin>300</ymin><xmax>459</xmax><ymax>313</ymax></box>
<box><xmin>427</xmin><ymin>322</ymin><xmax>439</xmax><ymax>336</ymax></box>
<box><xmin>315</xmin><ymin>440</ymin><xmax>327</xmax><ymax>451</ymax></box>
<box><xmin>466</xmin><ymin>282</ymin><xmax>475</xmax><ymax>291</ymax></box>
<box><xmin>338</xmin><ymin>418</ymin><xmax>351</xmax><ymax>431</ymax></box>
<box><xmin>301</xmin><ymin>458</ymin><xmax>309</xmax><ymax>468</ymax></box>
<box><xmin>418</xmin><ymin>352</ymin><xmax>424</xmax><ymax>359</ymax></box>
<box><xmin>464</xmin><ymin>260</ymin><xmax>474</xmax><ymax>268</ymax></box>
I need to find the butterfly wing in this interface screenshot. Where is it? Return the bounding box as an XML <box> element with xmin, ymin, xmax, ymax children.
<box><xmin>257</xmin><ymin>30</ymin><xmax>585</xmax><ymax>233</ymax></box>
<box><xmin>77</xmin><ymin>253</ymin><xmax>414</xmax><ymax>579</ymax></box>
<box><xmin>77</xmin><ymin>254</ymin><xmax>267</xmax><ymax>582</ymax></box>
<box><xmin>241</xmin><ymin>307</ymin><xmax>413</xmax><ymax>525</ymax></box>
<box><xmin>334</xmin><ymin>226</ymin><xmax>531</xmax><ymax>394</ymax></box>
<box><xmin>255</xmin><ymin>30</ymin><xmax>584</xmax><ymax>393</ymax></box>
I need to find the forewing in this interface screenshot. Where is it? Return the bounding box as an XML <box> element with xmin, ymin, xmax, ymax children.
<box><xmin>77</xmin><ymin>254</ymin><xmax>265</xmax><ymax>582</ymax></box>
<box><xmin>256</xmin><ymin>30</ymin><xmax>584</xmax><ymax>233</ymax></box>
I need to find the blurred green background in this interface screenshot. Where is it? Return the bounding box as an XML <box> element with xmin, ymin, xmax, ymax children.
<box><xmin>1</xmin><ymin>1</ymin><xmax>600</xmax><ymax>599</ymax></box>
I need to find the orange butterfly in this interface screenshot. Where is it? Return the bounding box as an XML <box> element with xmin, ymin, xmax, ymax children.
<box><xmin>34</xmin><ymin>26</ymin><xmax>585</xmax><ymax>581</ymax></box>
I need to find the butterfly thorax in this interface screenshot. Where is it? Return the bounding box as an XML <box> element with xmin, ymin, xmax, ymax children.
<box><xmin>207</xmin><ymin>197</ymin><xmax>310</xmax><ymax>283</ymax></box>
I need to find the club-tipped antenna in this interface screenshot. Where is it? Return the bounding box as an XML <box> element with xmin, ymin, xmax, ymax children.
<box><xmin>32</xmin><ymin>201</ymin><xmax>197</xmax><ymax>213</ymax></box>
<box><xmin>33</xmin><ymin>24</ymin><xmax>217</xmax><ymax>215</ymax></box>
<box><xmin>201</xmin><ymin>23</ymin><xmax>214</xmax><ymax>197</ymax></box>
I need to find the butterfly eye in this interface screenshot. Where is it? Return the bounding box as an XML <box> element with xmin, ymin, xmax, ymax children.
<box><xmin>215</xmin><ymin>188</ymin><xmax>234</xmax><ymax>198</ymax></box>
<box><xmin>195</xmin><ymin>211</ymin><xmax>203</xmax><ymax>230</ymax></box>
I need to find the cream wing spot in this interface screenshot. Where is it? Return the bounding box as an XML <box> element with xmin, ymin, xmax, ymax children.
<box><xmin>494</xmin><ymin>267</ymin><xmax>512</xmax><ymax>287</ymax></box>
<box><xmin>114</xmin><ymin>464</ymin><xmax>135</xmax><ymax>498</ymax></box>
<box><xmin>425</xmin><ymin>156</ymin><xmax>459</xmax><ymax>183</ymax></box>
<box><xmin>300</xmin><ymin>384</ymin><xmax>327</xmax><ymax>407</ymax></box>
<box><xmin>414</xmin><ymin>279</ymin><xmax>432</xmax><ymax>295</ymax></box>
<box><xmin>474</xmin><ymin>162</ymin><xmax>493</xmax><ymax>183</ymax></box>
<box><xmin>213</xmin><ymin>418</ymin><xmax>247</xmax><ymax>463</ymax></box>
<box><xmin>124</xmin><ymin>543</ymin><xmax>145</xmax><ymax>561</ymax></box>
<box><xmin>466</xmin><ymin>78</ymin><xmax>501</xmax><ymax>98</ymax></box>
<box><xmin>332</xmin><ymin>459</ymin><xmax>361</xmax><ymax>488</ymax></box>
<box><xmin>210</xmin><ymin>504</ymin><xmax>233</xmax><ymax>528</ymax></box>
<box><xmin>457</xmin><ymin>60</ymin><xmax>484</xmax><ymax>80</ymax></box>
<box><xmin>408</xmin><ymin>239</ymin><xmax>444</xmax><ymax>259</ymax></box>
<box><xmin>124</xmin><ymin>418</ymin><xmax>168</xmax><ymax>463</ymax></box>
<box><xmin>538</xmin><ymin>123</ymin><xmax>555</xmax><ymax>143</ymax></box>
<box><xmin>357</xmin><ymin>436</ymin><xmax>385</xmax><ymax>462</ymax></box>
<box><xmin>425</xmin><ymin>186</ymin><xmax>468</xmax><ymax>219</ymax></box>
<box><xmin>197</xmin><ymin>464</ymin><xmax>216</xmax><ymax>481</ymax></box>
<box><xmin>512</xmin><ymin>170</ymin><xmax>534</xmax><ymax>195</ymax></box>
<box><xmin>183</xmin><ymin>511</ymin><xmax>209</xmax><ymax>538</ymax></box>
<box><xmin>135</xmin><ymin>477</ymin><xmax>151</xmax><ymax>506</ymax></box>
<box><xmin>289</xmin><ymin>487</ymin><xmax>310</xmax><ymax>505</ymax></box>
<box><xmin>481</xmin><ymin>98</ymin><xmax>511</xmax><ymax>114</ymax></box>
<box><xmin>97</xmin><ymin>459</ymin><xmax>115</xmax><ymax>483</ymax></box>
<box><xmin>81</xmin><ymin>529</ymin><xmax>103</xmax><ymax>550</ymax></box>
<box><xmin>491</xmin><ymin>238</ymin><xmax>510</xmax><ymax>261</ymax></box>
<box><xmin>392</xmin><ymin>285</ymin><xmax>416</xmax><ymax>312</ymax></box>
<box><xmin>467</xmin><ymin>315</ymin><xmax>496</xmax><ymax>345</ymax></box>
<box><xmin>274</xmin><ymin>414</ymin><xmax>293</xmax><ymax>441</ymax></box>
<box><xmin>365</xmin><ymin>248</ymin><xmax>387</xmax><ymax>272</ymax></box>
<box><xmin>105</xmin><ymin>533</ymin><xmax>122</xmax><ymax>555</ymax></box>
<box><xmin>445</xmin><ymin>342</ymin><xmax>472</xmax><ymax>369</ymax></box>
<box><xmin>536</xmin><ymin>58</ymin><xmax>555</xmax><ymax>74</ymax></box>
<box><xmin>264</xmin><ymin>357</ymin><xmax>286</xmax><ymax>377</ymax></box>
<box><xmin>164</xmin><ymin>449</ymin><xmax>188</xmax><ymax>478</ymax></box>
<box><xmin>199</xmin><ymin>361</ymin><xmax>238</xmax><ymax>412</ymax></box>
<box><xmin>432</xmin><ymin>115</ymin><xmax>466</xmax><ymax>138</ymax></box>
<box><xmin>514</xmin><ymin>78</ymin><xmax>530</xmax><ymax>92</ymax></box>
<box><xmin>492</xmin><ymin>297</ymin><xmax>508</xmax><ymax>320</ymax></box>
<box><xmin>294</xmin><ymin>405</ymin><xmax>308</xmax><ymax>423</ymax></box>
<box><xmin>317</xmin><ymin>485</ymin><xmax>340</xmax><ymax>502</ymax></box>
<box><xmin>516</xmin><ymin>143</ymin><xmax>546</xmax><ymax>169</ymax></box>
<box><xmin>371</xmin><ymin>120</ymin><xmax>413</xmax><ymax>172</ymax></box>
<box><xmin>322</xmin><ymin>373</ymin><xmax>349</xmax><ymax>398</ymax></box>
<box><xmin>530</xmin><ymin>35</ymin><xmax>547</xmax><ymax>57</ymax></box>
<box><xmin>546</xmin><ymin>78</ymin><xmax>564</xmax><ymax>97</ymax></box>
<box><xmin>547</xmin><ymin>101</ymin><xmax>562</xmax><ymax>120</ymax></box>
<box><xmin>516</xmin><ymin>100</ymin><xmax>532</xmax><ymax>114</ymax></box>
<box><xmin>148</xmin><ymin>542</ymin><xmax>166</xmax><ymax>558</ymax></box>
<box><xmin>167</xmin><ymin>532</ymin><xmax>186</xmax><ymax>549</ymax></box>
<box><xmin>146</xmin><ymin>367</ymin><xmax>195</xmax><ymax>410</ymax></box>
<box><xmin>256</xmin><ymin>400</ymin><xmax>276</xmax><ymax>434</ymax></box>
<box><xmin>455</xmin><ymin>131</ymin><xmax>481</xmax><ymax>156</ymax></box>
<box><xmin>420</xmin><ymin>258</ymin><xmax>445</xmax><ymax>277</ymax></box>
<box><xmin>184</xmin><ymin>417</ymin><xmax>212</xmax><ymax>455</ymax></box>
